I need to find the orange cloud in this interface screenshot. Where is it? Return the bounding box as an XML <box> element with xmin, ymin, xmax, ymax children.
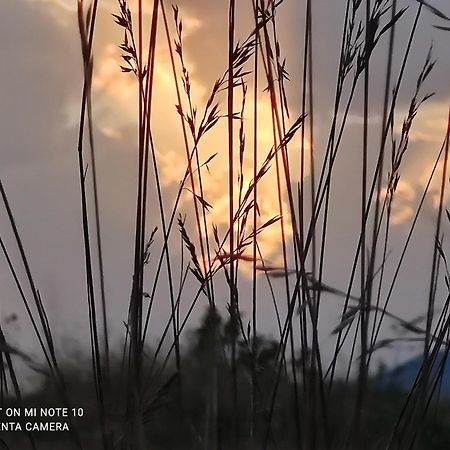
<box><xmin>406</xmin><ymin>101</ymin><xmax>449</xmax><ymax>145</ymax></box>
<box><xmin>381</xmin><ymin>180</ymin><xmax>416</xmax><ymax>226</ymax></box>
<box><xmin>53</xmin><ymin>0</ymin><xmax>312</xmax><ymax>273</ymax></box>
<box><xmin>382</xmin><ymin>100</ymin><xmax>450</xmax><ymax>226</ymax></box>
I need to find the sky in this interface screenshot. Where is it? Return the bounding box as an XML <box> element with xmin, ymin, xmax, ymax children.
<box><xmin>2</xmin><ymin>0</ymin><xmax>450</xmax><ymax>384</ymax></box>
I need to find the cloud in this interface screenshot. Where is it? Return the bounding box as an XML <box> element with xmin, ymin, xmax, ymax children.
<box><xmin>408</xmin><ymin>101</ymin><xmax>449</xmax><ymax>145</ymax></box>
<box><xmin>380</xmin><ymin>180</ymin><xmax>416</xmax><ymax>226</ymax></box>
<box><xmin>1</xmin><ymin>0</ymin><xmax>82</xmax><ymax>167</ymax></box>
<box><xmin>83</xmin><ymin>6</ymin><xmax>311</xmax><ymax>264</ymax></box>
<box><xmin>370</xmin><ymin>99</ymin><xmax>449</xmax><ymax>227</ymax></box>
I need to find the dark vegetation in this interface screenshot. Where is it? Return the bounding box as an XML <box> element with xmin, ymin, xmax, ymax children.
<box><xmin>2</xmin><ymin>308</ymin><xmax>450</xmax><ymax>450</ymax></box>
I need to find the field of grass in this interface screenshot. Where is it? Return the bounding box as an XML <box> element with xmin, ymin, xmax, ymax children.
<box><xmin>2</xmin><ymin>0</ymin><xmax>450</xmax><ymax>449</ymax></box>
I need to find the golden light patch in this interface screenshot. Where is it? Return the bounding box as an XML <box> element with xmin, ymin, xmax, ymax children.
<box><xmin>85</xmin><ymin>7</ymin><xmax>310</xmax><ymax>269</ymax></box>
<box><xmin>169</xmin><ymin>90</ymin><xmax>308</xmax><ymax>263</ymax></box>
<box><xmin>387</xmin><ymin>155</ymin><xmax>450</xmax><ymax>227</ymax></box>
<box><xmin>408</xmin><ymin>101</ymin><xmax>449</xmax><ymax>144</ymax></box>
<box><xmin>92</xmin><ymin>41</ymin><xmax>308</xmax><ymax>262</ymax></box>
<box><xmin>91</xmin><ymin>17</ymin><xmax>206</xmax><ymax>135</ymax></box>
<box><xmin>418</xmin><ymin>161</ymin><xmax>450</xmax><ymax>209</ymax></box>
<box><xmin>394</xmin><ymin>180</ymin><xmax>416</xmax><ymax>203</ymax></box>
<box><xmin>93</xmin><ymin>45</ymin><xmax>137</xmax><ymax>104</ymax></box>
<box><xmin>381</xmin><ymin>180</ymin><xmax>417</xmax><ymax>226</ymax></box>
<box><xmin>383</xmin><ymin>101</ymin><xmax>450</xmax><ymax>226</ymax></box>
<box><xmin>391</xmin><ymin>205</ymin><xmax>414</xmax><ymax>226</ymax></box>
<box><xmin>99</xmin><ymin>126</ymin><xmax>123</xmax><ymax>140</ymax></box>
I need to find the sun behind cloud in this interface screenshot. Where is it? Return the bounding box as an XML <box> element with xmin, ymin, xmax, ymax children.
<box><xmin>87</xmin><ymin>7</ymin><xmax>310</xmax><ymax>267</ymax></box>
